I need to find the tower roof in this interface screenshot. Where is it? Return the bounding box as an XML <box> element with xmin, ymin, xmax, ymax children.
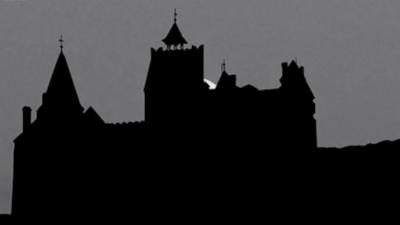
<box><xmin>162</xmin><ymin>9</ymin><xmax>188</xmax><ymax>47</ymax></box>
<box><xmin>46</xmin><ymin>50</ymin><xmax>82</xmax><ymax>108</ymax></box>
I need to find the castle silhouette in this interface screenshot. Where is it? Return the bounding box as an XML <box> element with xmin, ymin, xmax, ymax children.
<box><xmin>11</xmin><ymin>12</ymin><xmax>317</xmax><ymax>221</ymax></box>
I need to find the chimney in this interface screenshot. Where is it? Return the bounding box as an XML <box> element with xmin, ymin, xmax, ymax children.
<box><xmin>23</xmin><ymin>106</ymin><xmax>32</xmax><ymax>132</ymax></box>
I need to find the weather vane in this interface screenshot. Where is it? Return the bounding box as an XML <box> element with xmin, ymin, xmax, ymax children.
<box><xmin>222</xmin><ymin>58</ymin><xmax>226</xmax><ymax>73</ymax></box>
<box><xmin>59</xmin><ymin>34</ymin><xmax>64</xmax><ymax>51</ymax></box>
<box><xmin>174</xmin><ymin>8</ymin><xmax>178</xmax><ymax>23</ymax></box>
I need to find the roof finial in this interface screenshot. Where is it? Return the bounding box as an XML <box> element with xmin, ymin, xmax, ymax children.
<box><xmin>222</xmin><ymin>58</ymin><xmax>226</xmax><ymax>73</ymax></box>
<box><xmin>59</xmin><ymin>34</ymin><xmax>64</xmax><ymax>51</ymax></box>
<box><xmin>174</xmin><ymin>8</ymin><xmax>178</xmax><ymax>23</ymax></box>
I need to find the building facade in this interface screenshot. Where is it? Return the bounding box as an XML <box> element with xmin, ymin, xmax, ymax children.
<box><xmin>12</xmin><ymin>13</ymin><xmax>317</xmax><ymax>220</ymax></box>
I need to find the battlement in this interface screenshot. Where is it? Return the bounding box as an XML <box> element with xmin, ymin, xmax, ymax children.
<box><xmin>145</xmin><ymin>44</ymin><xmax>204</xmax><ymax>93</ymax></box>
<box><xmin>151</xmin><ymin>45</ymin><xmax>204</xmax><ymax>58</ymax></box>
<box><xmin>106</xmin><ymin>121</ymin><xmax>145</xmax><ymax>127</ymax></box>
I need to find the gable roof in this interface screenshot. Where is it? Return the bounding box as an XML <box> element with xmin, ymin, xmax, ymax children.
<box><xmin>84</xmin><ymin>107</ymin><xmax>105</xmax><ymax>125</ymax></box>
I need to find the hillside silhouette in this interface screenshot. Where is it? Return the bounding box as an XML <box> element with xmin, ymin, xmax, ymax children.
<box><xmin>6</xmin><ymin>11</ymin><xmax>400</xmax><ymax>223</ymax></box>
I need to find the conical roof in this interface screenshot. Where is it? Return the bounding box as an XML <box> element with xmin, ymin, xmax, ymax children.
<box><xmin>46</xmin><ymin>51</ymin><xmax>82</xmax><ymax>108</ymax></box>
<box><xmin>162</xmin><ymin>22</ymin><xmax>188</xmax><ymax>47</ymax></box>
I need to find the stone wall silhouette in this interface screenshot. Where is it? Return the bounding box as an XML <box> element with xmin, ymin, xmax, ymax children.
<box><xmin>11</xmin><ymin>17</ymin><xmax>317</xmax><ymax>221</ymax></box>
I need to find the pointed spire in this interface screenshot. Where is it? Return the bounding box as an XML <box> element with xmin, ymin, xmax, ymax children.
<box><xmin>45</xmin><ymin>46</ymin><xmax>82</xmax><ymax>111</ymax></box>
<box><xmin>162</xmin><ymin>9</ymin><xmax>188</xmax><ymax>49</ymax></box>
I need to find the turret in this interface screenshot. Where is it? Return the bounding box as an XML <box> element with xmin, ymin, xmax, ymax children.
<box><xmin>37</xmin><ymin>36</ymin><xmax>84</xmax><ymax>121</ymax></box>
<box><xmin>280</xmin><ymin>60</ymin><xmax>314</xmax><ymax>101</ymax></box>
<box><xmin>162</xmin><ymin>9</ymin><xmax>188</xmax><ymax>50</ymax></box>
<box><xmin>217</xmin><ymin>59</ymin><xmax>237</xmax><ymax>90</ymax></box>
<box><xmin>144</xmin><ymin>10</ymin><xmax>205</xmax><ymax>124</ymax></box>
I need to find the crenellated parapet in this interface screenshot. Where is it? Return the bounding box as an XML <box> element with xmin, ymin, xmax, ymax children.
<box><xmin>151</xmin><ymin>45</ymin><xmax>204</xmax><ymax>58</ymax></box>
<box><xmin>144</xmin><ymin>44</ymin><xmax>204</xmax><ymax>94</ymax></box>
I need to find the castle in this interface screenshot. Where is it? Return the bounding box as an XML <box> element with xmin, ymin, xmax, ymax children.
<box><xmin>11</xmin><ymin>12</ymin><xmax>317</xmax><ymax>220</ymax></box>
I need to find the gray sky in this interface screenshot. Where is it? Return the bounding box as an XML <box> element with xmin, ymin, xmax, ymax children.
<box><xmin>2</xmin><ymin>0</ymin><xmax>400</xmax><ymax>213</ymax></box>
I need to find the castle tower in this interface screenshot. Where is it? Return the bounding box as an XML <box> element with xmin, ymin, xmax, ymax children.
<box><xmin>36</xmin><ymin>36</ymin><xmax>84</xmax><ymax>124</ymax></box>
<box><xmin>280</xmin><ymin>61</ymin><xmax>317</xmax><ymax>148</ymax></box>
<box><xmin>12</xmin><ymin>38</ymin><xmax>85</xmax><ymax>218</ymax></box>
<box><xmin>144</xmin><ymin>10</ymin><xmax>205</xmax><ymax>125</ymax></box>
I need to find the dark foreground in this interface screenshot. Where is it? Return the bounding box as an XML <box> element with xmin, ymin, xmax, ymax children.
<box><xmin>3</xmin><ymin>142</ymin><xmax>400</xmax><ymax>223</ymax></box>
